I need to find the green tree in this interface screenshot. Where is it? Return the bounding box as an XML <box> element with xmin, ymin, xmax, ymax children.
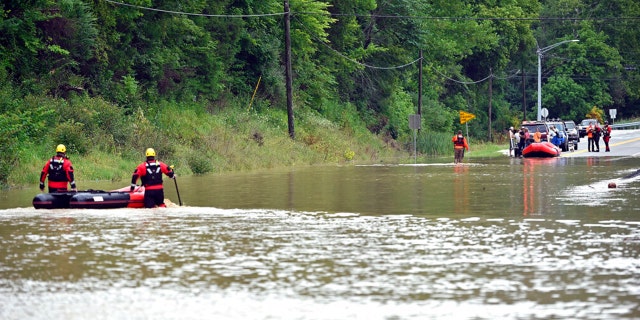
<box><xmin>545</xmin><ymin>22</ymin><xmax>622</xmax><ymax>120</ymax></box>
<box><xmin>542</xmin><ymin>75</ymin><xmax>587</xmax><ymax>119</ymax></box>
<box><xmin>0</xmin><ymin>0</ymin><xmax>54</xmax><ymax>92</ymax></box>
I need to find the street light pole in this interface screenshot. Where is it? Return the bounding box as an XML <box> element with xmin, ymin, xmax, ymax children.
<box><xmin>536</xmin><ymin>39</ymin><xmax>579</xmax><ymax>121</ymax></box>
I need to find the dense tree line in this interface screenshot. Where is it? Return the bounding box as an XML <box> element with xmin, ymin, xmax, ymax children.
<box><xmin>1</xmin><ymin>0</ymin><xmax>639</xmax><ymax>161</ymax></box>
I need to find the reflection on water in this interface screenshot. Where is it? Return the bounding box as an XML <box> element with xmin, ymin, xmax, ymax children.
<box><xmin>1</xmin><ymin>157</ymin><xmax>640</xmax><ymax>319</ymax></box>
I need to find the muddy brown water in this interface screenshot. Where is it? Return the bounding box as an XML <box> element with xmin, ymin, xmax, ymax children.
<box><xmin>1</xmin><ymin>154</ymin><xmax>639</xmax><ymax>319</ymax></box>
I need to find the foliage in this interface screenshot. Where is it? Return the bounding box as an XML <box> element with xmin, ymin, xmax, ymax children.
<box><xmin>383</xmin><ymin>87</ymin><xmax>415</xmax><ymax>139</ymax></box>
<box><xmin>416</xmin><ymin>131</ymin><xmax>453</xmax><ymax>157</ymax></box>
<box><xmin>1</xmin><ymin>0</ymin><xmax>640</xmax><ymax>185</ymax></box>
<box><xmin>585</xmin><ymin>106</ymin><xmax>605</xmax><ymax>124</ymax></box>
<box><xmin>542</xmin><ymin>75</ymin><xmax>587</xmax><ymax>120</ymax></box>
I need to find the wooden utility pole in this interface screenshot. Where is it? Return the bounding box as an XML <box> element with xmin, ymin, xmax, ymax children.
<box><xmin>418</xmin><ymin>50</ymin><xmax>423</xmax><ymax>133</ymax></box>
<box><xmin>284</xmin><ymin>0</ymin><xmax>295</xmax><ymax>139</ymax></box>
<box><xmin>522</xmin><ymin>68</ymin><xmax>527</xmax><ymax>121</ymax></box>
<box><xmin>418</xmin><ymin>50</ymin><xmax>423</xmax><ymax>116</ymax></box>
<box><xmin>488</xmin><ymin>68</ymin><xmax>492</xmax><ymax>141</ymax></box>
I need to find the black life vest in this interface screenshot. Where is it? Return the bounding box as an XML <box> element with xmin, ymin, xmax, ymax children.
<box><xmin>48</xmin><ymin>156</ymin><xmax>67</xmax><ymax>181</ymax></box>
<box><xmin>142</xmin><ymin>160</ymin><xmax>163</xmax><ymax>186</ymax></box>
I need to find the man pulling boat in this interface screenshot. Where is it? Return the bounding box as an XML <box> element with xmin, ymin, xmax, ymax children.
<box><xmin>130</xmin><ymin>148</ymin><xmax>176</xmax><ymax>208</ymax></box>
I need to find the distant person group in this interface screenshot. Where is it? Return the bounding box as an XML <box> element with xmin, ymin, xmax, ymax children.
<box><xmin>508</xmin><ymin>126</ymin><xmax>530</xmax><ymax>158</ymax></box>
<box><xmin>39</xmin><ymin>145</ymin><xmax>175</xmax><ymax>208</ymax></box>
<box><xmin>508</xmin><ymin>120</ymin><xmax>612</xmax><ymax>157</ymax></box>
<box><xmin>586</xmin><ymin>121</ymin><xmax>612</xmax><ymax>152</ymax></box>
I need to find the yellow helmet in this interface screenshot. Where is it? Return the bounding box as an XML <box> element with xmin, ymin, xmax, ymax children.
<box><xmin>56</xmin><ymin>144</ymin><xmax>66</xmax><ymax>153</ymax></box>
<box><xmin>145</xmin><ymin>148</ymin><xmax>156</xmax><ymax>157</ymax></box>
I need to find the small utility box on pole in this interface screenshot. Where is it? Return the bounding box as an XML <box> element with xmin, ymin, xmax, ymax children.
<box><xmin>409</xmin><ymin>114</ymin><xmax>421</xmax><ymax>163</ymax></box>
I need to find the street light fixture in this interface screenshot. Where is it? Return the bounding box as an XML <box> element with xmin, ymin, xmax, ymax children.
<box><xmin>537</xmin><ymin>39</ymin><xmax>579</xmax><ymax>121</ymax></box>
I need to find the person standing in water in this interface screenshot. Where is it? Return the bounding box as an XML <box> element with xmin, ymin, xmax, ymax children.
<box><xmin>452</xmin><ymin>130</ymin><xmax>470</xmax><ymax>164</ymax></box>
<box><xmin>602</xmin><ymin>121</ymin><xmax>612</xmax><ymax>152</ymax></box>
<box><xmin>39</xmin><ymin>144</ymin><xmax>77</xmax><ymax>193</ymax></box>
<box><xmin>130</xmin><ymin>148</ymin><xmax>175</xmax><ymax>208</ymax></box>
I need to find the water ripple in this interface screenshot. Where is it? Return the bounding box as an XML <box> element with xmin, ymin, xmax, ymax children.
<box><xmin>1</xmin><ymin>209</ymin><xmax>639</xmax><ymax>319</ymax></box>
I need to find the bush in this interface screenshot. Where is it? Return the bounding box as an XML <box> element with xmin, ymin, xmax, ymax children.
<box><xmin>187</xmin><ymin>153</ymin><xmax>213</xmax><ymax>175</ymax></box>
<box><xmin>53</xmin><ymin>120</ymin><xmax>89</xmax><ymax>155</ymax></box>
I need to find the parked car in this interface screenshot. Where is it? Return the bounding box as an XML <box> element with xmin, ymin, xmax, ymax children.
<box><xmin>545</xmin><ymin>120</ymin><xmax>570</xmax><ymax>152</ymax></box>
<box><xmin>563</xmin><ymin>120</ymin><xmax>579</xmax><ymax>148</ymax></box>
<box><xmin>521</xmin><ymin>121</ymin><xmax>549</xmax><ymax>145</ymax></box>
<box><xmin>578</xmin><ymin>119</ymin><xmax>600</xmax><ymax>138</ymax></box>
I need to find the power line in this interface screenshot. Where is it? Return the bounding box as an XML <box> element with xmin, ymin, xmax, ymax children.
<box><xmin>299</xmin><ymin>12</ymin><xmax>640</xmax><ymax>22</ymax></box>
<box><xmin>103</xmin><ymin>1</ymin><xmax>640</xmax><ymax>21</ymax></box>
<box><xmin>432</xmin><ymin>69</ymin><xmax>522</xmax><ymax>85</ymax></box>
<box><xmin>102</xmin><ymin>0</ymin><xmax>636</xmax><ymax>84</ymax></box>
<box><xmin>292</xmin><ymin>16</ymin><xmax>422</xmax><ymax>70</ymax></box>
<box><xmin>433</xmin><ymin>70</ymin><xmax>493</xmax><ymax>85</ymax></box>
<box><xmin>103</xmin><ymin>0</ymin><xmax>285</xmax><ymax>18</ymax></box>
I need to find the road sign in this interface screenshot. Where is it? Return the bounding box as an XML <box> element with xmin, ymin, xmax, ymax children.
<box><xmin>409</xmin><ymin>114</ymin><xmax>421</xmax><ymax>129</ymax></box>
<box><xmin>459</xmin><ymin>111</ymin><xmax>476</xmax><ymax>124</ymax></box>
<box><xmin>541</xmin><ymin>108</ymin><xmax>549</xmax><ymax>118</ymax></box>
<box><xmin>610</xmin><ymin>109</ymin><xmax>617</xmax><ymax>119</ymax></box>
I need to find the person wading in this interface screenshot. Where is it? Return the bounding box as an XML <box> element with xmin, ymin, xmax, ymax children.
<box><xmin>39</xmin><ymin>144</ymin><xmax>77</xmax><ymax>193</ymax></box>
<box><xmin>516</xmin><ymin>128</ymin><xmax>526</xmax><ymax>157</ymax></box>
<box><xmin>452</xmin><ymin>130</ymin><xmax>470</xmax><ymax>164</ymax></box>
<box><xmin>131</xmin><ymin>148</ymin><xmax>175</xmax><ymax>208</ymax></box>
<box><xmin>587</xmin><ymin>122</ymin><xmax>595</xmax><ymax>152</ymax></box>
<box><xmin>602</xmin><ymin>121</ymin><xmax>612</xmax><ymax>152</ymax></box>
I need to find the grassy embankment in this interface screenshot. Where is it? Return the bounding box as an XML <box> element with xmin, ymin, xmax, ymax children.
<box><xmin>6</xmin><ymin>95</ymin><xmax>507</xmax><ymax>189</ymax></box>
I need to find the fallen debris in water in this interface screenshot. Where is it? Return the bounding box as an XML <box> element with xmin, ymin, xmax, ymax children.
<box><xmin>622</xmin><ymin>169</ymin><xmax>640</xmax><ymax>180</ymax></box>
<box><xmin>608</xmin><ymin>182</ymin><xmax>617</xmax><ymax>189</ymax></box>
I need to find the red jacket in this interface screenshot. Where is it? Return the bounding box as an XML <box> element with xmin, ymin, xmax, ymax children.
<box><xmin>602</xmin><ymin>125</ymin><xmax>612</xmax><ymax>139</ymax></box>
<box><xmin>40</xmin><ymin>154</ymin><xmax>76</xmax><ymax>190</ymax></box>
<box><xmin>131</xmin><ymin>159</ymin><xmax>174</xmax><ymax>190</ymax></box>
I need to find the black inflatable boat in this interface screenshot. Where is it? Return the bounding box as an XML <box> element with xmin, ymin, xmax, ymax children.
<box><xmin>33</xmin><ymin>187</ymin><xmax>145</xmax><ymax>209</ymax></box>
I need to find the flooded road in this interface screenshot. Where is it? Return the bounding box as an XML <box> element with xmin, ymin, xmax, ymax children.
<box><xmin>1</xmin><ymin>133</ymin><xmax>639</xmax><ymax>319</ymax></box>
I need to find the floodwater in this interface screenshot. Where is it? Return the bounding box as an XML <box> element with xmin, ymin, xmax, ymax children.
<box><xmin>1</xmin><ymin>155</ymin><xmax>639</xmax><ymax>319</ymax></box>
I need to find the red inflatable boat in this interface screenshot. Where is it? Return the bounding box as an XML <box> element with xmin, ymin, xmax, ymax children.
<box><xmin>522</xmin><ymin>142</ymin><xmax>561</xmax><ymax>158</ymax></box>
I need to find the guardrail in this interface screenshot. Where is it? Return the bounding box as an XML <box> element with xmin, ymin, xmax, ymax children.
<box><xmin>611</xmin><ymin>121</ymin><xmax>640</xmax><ymax>130</ymax></box>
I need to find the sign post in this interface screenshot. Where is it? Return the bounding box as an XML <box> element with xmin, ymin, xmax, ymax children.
<box><xmin>541</xmin><ymin>107</ymin><xmax>549</xmax><ymax>120</ymax></box>
<box><xmin>609</xmin><ymin>109</ymin><xmax>617</xmax><ymax>124</ymax></box>
<box><xmin>408</xmin><ymin>114</ymin><xmax>421</xmax><ymax>163</ymax></box>
<box><xmin>459</xmin><ymin>111</ymin><xmax>476</xmax><ymax>125</ymax></box>
<box><xmin>459</xmin><ymin>111</ymin><xmax>476</xmax><ymax>150</ymax></box>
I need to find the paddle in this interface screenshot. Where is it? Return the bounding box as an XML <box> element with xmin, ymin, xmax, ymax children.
<box><xmin>171</xmin><ymin>166</ymin><xmax>182</xmax><ymax>206</ymax></box>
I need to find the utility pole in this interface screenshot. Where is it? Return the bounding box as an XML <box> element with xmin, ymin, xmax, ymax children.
<box><xmin>284</xmin><ymin>0</ymin><xmax>295</xmax><ymax>139</ymax></box>
<box><xmin>488</xmin><ymin>68</ymin><xmax>492</xmax><ymax>141</ymax></box>
<box><xmin>536</xmin><ymin>39</ymin><xmax>579</xmax><ymax>121</ymax></box>
<box><xmin>522</xmin><ymin>68</ymin><xmax>526</xmax><ymax>121</ymax></box>
<box><xmin>418</xmin><ymin>50</ymin><xmax>423</xmax><ymax>133</ymax></box>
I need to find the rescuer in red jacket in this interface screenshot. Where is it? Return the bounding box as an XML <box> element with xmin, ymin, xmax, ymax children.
<box><xmin>39</xmin><ymin>144</ymin><xmax>77</xmax><ymax>193</ymax></box>
<box><xmin>131</xmin><ymin>148</ymin><xmax>175</xmax><ymax>208</ymax></box>
<box><xmin>452</xmin><ymin>130</ymin><xmax>470</xmax><ymax>164</ymax></box>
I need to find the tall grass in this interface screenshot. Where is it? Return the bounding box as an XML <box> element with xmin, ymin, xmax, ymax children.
<box><xmin>4</xmin><ymin>94</ymin><xmax>406</xmax><ymax>188</ymax></box>
<box><xmin>413</xmin><ymin>131</ymin><xmax>507</xmax><ymax>160</ymax></box>
<box><xmin>4</xmin><ymin>92</ymin><xmax>506</xmax><ymax>189</ymax></box>
<box><xmin>416</xmin><ymin>131</ymin><xmax>453</xmax><ymax>156</ymax></box>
